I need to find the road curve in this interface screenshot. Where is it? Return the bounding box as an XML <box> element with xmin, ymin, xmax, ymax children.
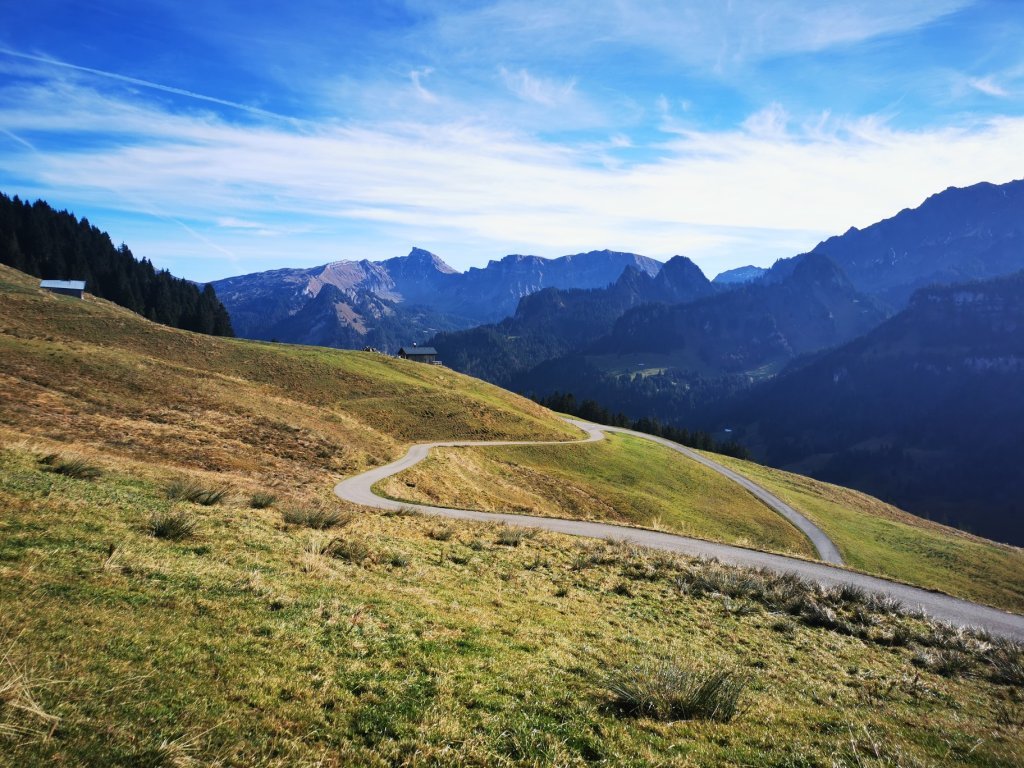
<box><xmin>334</xmin><ymin>420</ymin><xmax>1024</xmax><ymax>641</ymax></box>
<box><xmin>579</xmin><ymin>421</ymin><xmax>845</xmax><ymax>565</ymax></box>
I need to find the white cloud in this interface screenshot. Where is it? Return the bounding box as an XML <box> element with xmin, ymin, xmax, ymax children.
<box><xmin>419</xmin><ymin>0</ymin><xmax>973</xmax><ymax>71</ymax></box>
<box><xmin>742</xmin><ymin>102</ymin><xmax>790</xmax><ymax>137</ymax></box>
<box><xmin>2</xmin><ymin>78</ymin><xmax>1022</xmax><ymax>278</ymax></box>
<box><xmin>968</xmin><ymin>76</ymin><xmax>1009</xmax><ymax>98</ymax></box>
<box><xmin>499</xmin><ymin>67</ymin><xmax>576</xmax><ymax>106</ymax></box>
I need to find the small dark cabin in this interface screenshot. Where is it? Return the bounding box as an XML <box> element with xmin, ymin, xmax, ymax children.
<box><xmin>40</xmin><ymin>280</ymin><xmax>86</xmax><ymax>299</ymax></box>
<box><xmin>398</xmin><ymin>345</ymin><xmax>438</xmax><ymax>364</ymax></box>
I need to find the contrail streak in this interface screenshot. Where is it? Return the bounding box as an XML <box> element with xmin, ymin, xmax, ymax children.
<box><xmin>0</xmin><ymin>48</ymin><xmax>300</xmax><ymax>125</ymax></box>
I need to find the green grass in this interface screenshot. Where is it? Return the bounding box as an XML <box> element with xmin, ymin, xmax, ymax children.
<box><xmin>706</xmin><ymin>453</ymin><xmax>1024</xmax><ymax>614</ymax></box>
<box><xmin>0</xmin><ymin>446</ymin><xmax>1021</xmax><ymax>766</ymax></box>
<box><xmin>377</xmin><ymin>433</ymin><xmax>818</xmax><ymax>559</ymax></box>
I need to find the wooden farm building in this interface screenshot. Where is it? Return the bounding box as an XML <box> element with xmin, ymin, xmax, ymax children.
<box><xmin>40</xmin><ymin>280</ymin><xmax>86</xmax><ymax>299</ymax></box>
<box><xmin>398</xmin><ymin>345</ymin><xmax>438</xmax><ymax>364</ymax></box>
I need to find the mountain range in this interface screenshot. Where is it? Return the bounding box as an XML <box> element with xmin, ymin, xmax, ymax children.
<box><xmin>210</xmin><ymin>248</ymin><xmax>660</xmax><ymax>349</ymax></box>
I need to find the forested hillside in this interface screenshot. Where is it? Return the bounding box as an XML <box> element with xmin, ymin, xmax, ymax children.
<box><xmin>712</xmin><ymin>271</ymin><xmax>1024</xmax><ymax>544</ymax></box>
<box><xmin>0</xmin><ymin>193</ymin><xmax>233</xmax><ymax>336</ymax></box>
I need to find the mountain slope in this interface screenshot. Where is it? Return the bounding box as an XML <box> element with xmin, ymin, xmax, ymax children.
<box><xmin>713</xmin><ymin>270</ymin><xmax>1024</xmax><ymax>545</ymax></box>
<box><xmin>512</xmin><ymin>254</ymin><xmax>888</xmax><ymax>422</ymax></box>
<box><xmin>0</xmin><ymin>263</ymin><xmax>576</xmax><ymax>492</ymax></box>
<box><xmin>2</xmin><ymin>261</ymin><xmax>1023</xmax><ymax>766</ymax></box>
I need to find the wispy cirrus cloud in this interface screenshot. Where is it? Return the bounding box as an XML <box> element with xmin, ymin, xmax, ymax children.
<box><xmin>0</xmin><ymin>47</ymin><xmax>298</xmax><ymax>123</ymax></box>
<box><xmin>409</xmin><ymin>67</ymin><xmax>439</xmax><ymax>103</ymax></box>
<box><xmin>499</xmin><ymin>67</ymin><xmax>577</xmax><ymax>107</ymax></box>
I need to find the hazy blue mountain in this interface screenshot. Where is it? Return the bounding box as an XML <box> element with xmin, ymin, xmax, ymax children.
<box><xmin>710</xmin><ymin>271</ymin><xmax>1024</xmax><ymax>545</ymax></box>
<box><xmin>601</xmin><ymin>254</ymin><xmax>884</xmax><ymax>364</ymax></box>
<box><xmin>775</xmin><ymin>178</ymin><xmax>1024</xmax><ymax>307</ymax></box>
<box><xmin>713</xmin><ymin>265</ymin><xmax>767</xmax><ymax>285</ymax></box>
<box><xmin>430</xmin><ymin>255</ymin><xmax>715</xmax><ymax>384</ymax></box>
<box><xmin>211</xmin><ymin>247</ymin><xmax>661</xmax><ymax>348</ymax></box>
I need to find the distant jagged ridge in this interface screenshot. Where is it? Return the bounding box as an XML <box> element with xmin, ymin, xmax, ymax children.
<box><xmin>430</xmin><ymin>255</ymin><xmax>716</xmax><ymax>385</ymax></box>
<box><xmin>210</xmin><ymin>247</ymin><xmax>662</xmax><ymax>351</ymax></box>
<box><xmin>0</xmin><ymin>193</ymin><xmax>233</xmax><ymax>337</ymax></box>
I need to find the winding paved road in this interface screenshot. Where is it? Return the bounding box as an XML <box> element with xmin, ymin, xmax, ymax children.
<box><xmin>334</xmin><ymin>419</ymin><xmax>1024</xmax><ymax>640</ymax></box>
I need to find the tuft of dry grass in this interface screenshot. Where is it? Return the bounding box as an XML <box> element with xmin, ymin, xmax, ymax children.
<box><xmin>39</xmin><ymin>454</ymin><xmax>101</xmax><ymax>480</ymax></box>
<box><xmin>495</xmin><ymin>527</ymin><xmax>533</xmax><ymax>547</ymax></box>
<box><xmin>605</xmin><ymin>658</ymin><xmax>749</xmax><ymax>723</ymax></box>
<box><xmin>147</xmin><ymin>510</ymin><xmax>199</xmax><ymax>541</ymax></box>
<box><xmin>248</xmin><ymin>491</ymin><xmax>277</xmax><ymax>509</ymax></box>
<box><xmin>0</xmin><ymin>643</ymin><xmax>60</xmax><ymax>744</ymax></box>
<box><xmin>282</xmin><ymin>505</ymin><xmax>352</xmax><ymax>530</ymax></box>
<box><xmin>166</xmin><ymin>479</ymin><xmax>231</xmax><ymax>506</ymax></box>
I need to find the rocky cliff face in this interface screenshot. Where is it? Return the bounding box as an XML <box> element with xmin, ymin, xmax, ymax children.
<box><xmin>429</xmin><ymin>255</ymin><xmax>715</xmax><ymax>384</ymax></box>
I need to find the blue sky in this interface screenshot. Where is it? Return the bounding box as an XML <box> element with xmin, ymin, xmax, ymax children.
<box><xmin>1</xmin><ymin>0</ymin><xmax>1022</xmax><ymax>281</ymax></box>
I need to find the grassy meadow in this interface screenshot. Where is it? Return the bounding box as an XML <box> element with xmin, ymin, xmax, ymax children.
<box><xmin>2</xmin><ymin>446</ymin><xmax>1023</xmax><ymax>766</ymax></box>
<box><xmin>376</xmin><ymin>429</ymin><xmax>1024</xmax><ymax>614</ymax></box>
<box><xmin>0</xmin><ymin>264</ymin><xmax>575</xmax><ymax>499</ymax></box>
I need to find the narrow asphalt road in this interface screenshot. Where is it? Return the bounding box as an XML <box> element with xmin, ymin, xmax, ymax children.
<box><xmin>334</xmin><ymin>419</ymin><xmax>1024</xmax><ymax>641</ymax></box>
<box><xmin>567</xmin><ymin>420</ymin><xmax>844</xmax><ymax>565</ymax></box>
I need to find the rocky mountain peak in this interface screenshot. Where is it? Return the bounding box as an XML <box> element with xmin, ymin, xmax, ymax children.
<box><xmin>403</xmin><ymin>247</ymin><xmax>458</xmax><ymax>274</ymax></box>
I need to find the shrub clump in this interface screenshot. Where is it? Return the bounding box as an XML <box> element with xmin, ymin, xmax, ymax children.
<box><xmin>167</xmin><ymin>479</ymin><xmax>230</xmax><ymax>506</ymax></box>
<box><xmin>282</xmin><ymin>505</ymin><xmax>352</xmax><ymax>530</ymax></box>
<box><xmin>605</xmin><ymin>659</ymin><xmax>749</xmax><ymax>723</ymax></box>
<box><xmin>39</xmin><ymin>454</ymin><xmax>101</xmax><ymax>480</ymax></box>
<box><xmin>147</xmin><ymin>510</ymin><xmax>198</xmax><ymax>541</ymax></box>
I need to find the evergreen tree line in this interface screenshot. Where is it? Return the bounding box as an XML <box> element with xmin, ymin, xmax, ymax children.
<box><xmin>534</xmin><ymin>391</ymin><xmax>751</xmax><ymax>460</ymax></box>
<box><xmin>0</xmin><ymin>193</ymin><xmax>233</xmax><ymax>336</ymax></box>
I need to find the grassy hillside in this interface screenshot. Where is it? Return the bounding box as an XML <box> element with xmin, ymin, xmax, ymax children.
<box><xmin>0</xmin><ymin>264</ymin><xmax>575</xmax><ymax>500</ymax></box>
<box><xmin>1</xmin><ymin>263</ymin><xmax>1022</xmax><ymax>765</ymax></box>
<box><xmin>2</xmin><ymin>447</ymin><xmax>1022</xmax><ymax>766</ymax></box>
<box><xmin>376</xmin><ymin>433</ymin><xmax>818</xmax><ymax>559</ymax></box>
<box><xmin>706</xmin><ymin>453</ymin><xmax>1024</xmax><ymax>614</ymax></box>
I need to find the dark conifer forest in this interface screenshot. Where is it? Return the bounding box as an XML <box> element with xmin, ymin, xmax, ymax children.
<box><xmin>0</xmin><ymin>193</ymin><xmax>233</xmax><ymax>337</ymax></box>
